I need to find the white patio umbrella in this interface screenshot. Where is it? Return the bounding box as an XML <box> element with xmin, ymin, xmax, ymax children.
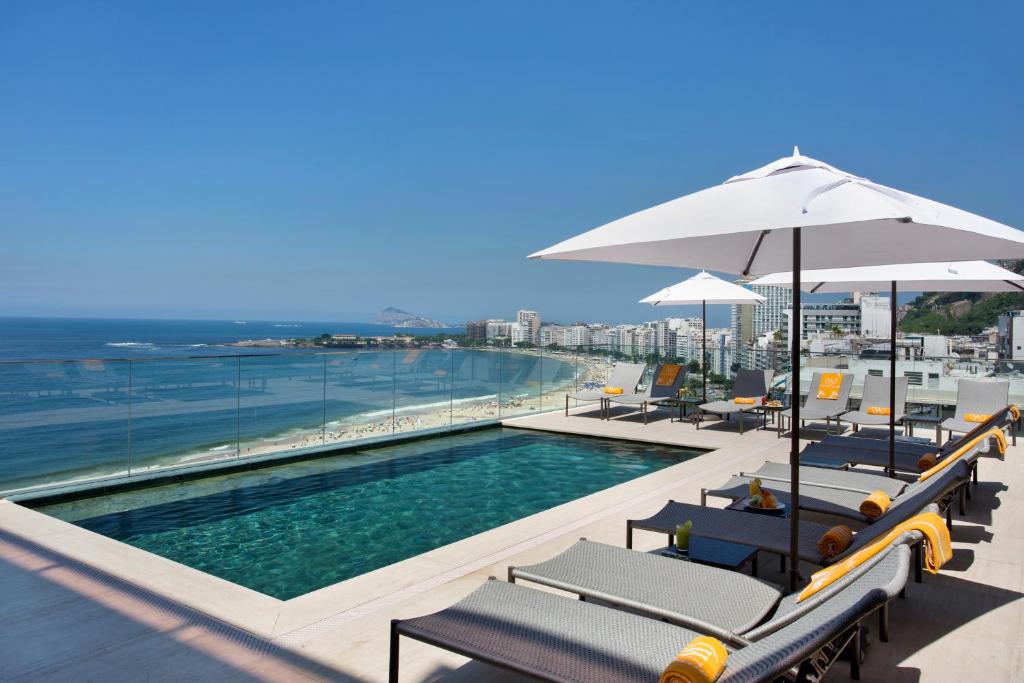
<box><xmin>640</xmin><ymin>270</ymin><xmax>765</xmax><ymax>401</ymax></box>
<box><xmin>750</xmin><ymin>260</ymin><xmax>1024</xmax><ymax>475</ymax></box>
<box><xmin>530</xmin><ymin>148</ymin><xmax>1024</xmax><ymax>589</ymax></box>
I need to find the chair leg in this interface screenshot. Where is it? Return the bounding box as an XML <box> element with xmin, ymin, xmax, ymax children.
<box><xmin>389</xmin><ymin>621</ymin><xmax>400</xmax><ymax>683</ymax></box>
<box><xmin>914</xmin><ymin>543</ymin><xmax>923</xmax><ymax>583</ymax></box>
<box><xmin>878</xmin><ymin>603</ymin><xmax>889</xmax><ymax>643</ymax></box>
<box><xmin>565</xmin><ymin>394</ymin><xmax>569</xmax><ymax>417</ymax></box>
<box><xmin>850</xmin><ymin>623</ymin><xmax>862</xmax><ymax>680</ymax></box>
<box><xmin>626</xmin><ymin>522</ymin><xmax>634</xmax><ymax>549</ymax></box>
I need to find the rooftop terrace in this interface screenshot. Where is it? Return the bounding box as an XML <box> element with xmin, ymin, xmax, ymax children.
<box><xmin>1</xmin><ymin>403</ymin><xmax>1021</xmax><ymax>681</ymax></box>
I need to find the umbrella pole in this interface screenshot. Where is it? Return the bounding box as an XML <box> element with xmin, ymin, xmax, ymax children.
<box><xmin>790</xmin><ymin>228</ymin><xmax>801</xmax><ymax>592</ymax></box>
<box><xmin>889</xmin><ymin>280</ymin><xmax>897</xmax><ymax>477</ymax></box>
<box><xmin>702</xmin><ymin>299</ymin><xmax>707</xmax><ymax>402</ymax></box>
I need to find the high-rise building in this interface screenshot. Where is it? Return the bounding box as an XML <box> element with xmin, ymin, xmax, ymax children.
<box><xmin>466</xmin><ymin>320</ymin><xmax>488</xmax><ymax>341</ymax></box>
<box><xmin>516</xmin><ymin>310</ymin><xmax>541</xmax><ymax>345</ymax></box>
<box><xmin>858</xmin><ymin>294</ymin><xmax>892</xmax><ymax>338</ymax></box>
<box><xmin>752</xmin><ymin>284</ymin><xmax>791</xmax><ymax>337</ymax></box>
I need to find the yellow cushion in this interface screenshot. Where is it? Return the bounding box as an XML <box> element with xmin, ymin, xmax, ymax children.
<box><xmin>859</xmin><ymin>490</ymin><xmax>891</xmax><ymax>520</ymax></box>
<box><xmin>817</xmin><ymin>525</ymin><xmax>854</xmax><ymax>559</ymax></box>
<box><xmin>660</xmin><ymin>636</ymin><xmax>728</xmax><ymax>683</ymax></box>
<box><xmin>734</xmin><ymin>397</ymin><xmax>756</xmax><ymax>405</ymax></box>
<box><xmin>603</xmin><ymin>386</ymin><xmax>624</xmax><ymax>395</ymax></box>
<box><xmin>1010</xmin><ymin>405</ymin><xmax>1020</xmax><ymax>422</ymax></box>
<box><xmin>965</xmin><ymin>412</ymin><xmax>992</xmax><ymax>424</ymax></box>
<box><xmin>866</xmin><ymin>406</ymin><xmax>890</xmax><ymax>416</ymax></box>
<box><xmin>655</xmin><ymin>364</ymin><xmax>683</xmax><ymax>387</ymax></box>
<box><xmin>919</xmin><ymin>427</ymin><xmax>1007</xmax><ymax>482</ymax></box>
<box><xmin>816</xmin><ymin>373</ymin><xmax>843</xmax><ymax>400</ymax></box>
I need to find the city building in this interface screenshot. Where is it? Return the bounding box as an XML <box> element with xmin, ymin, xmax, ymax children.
<box><xmin>466</xmin><ymin>320</ymin><xmax>489</xmax><ymax>341</ymax></box>
<box><xmin>516</xmin><ymin>310</ymin><xmax>541</xmax><ymax>345</ymax></box>
<box><xmin>998</xmin><ymin>310</ymin><xmax>1024</xmax><ymax>360</ymax></box>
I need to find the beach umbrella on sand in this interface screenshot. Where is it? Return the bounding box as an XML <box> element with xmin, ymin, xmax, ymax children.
<box><xmin>749</xmin><ymin>260</ymin><xmax>1024</xmax><ymax>477</ymax></box>
<box><xmin>640</xmin><ymin>271</ymin><xmax>765</xmax><ymax>401</ymax></box>
<box><xmin>529</xmin><ymin>148</ymin><xmax>1024</xmax><ymax>589</ymax></box>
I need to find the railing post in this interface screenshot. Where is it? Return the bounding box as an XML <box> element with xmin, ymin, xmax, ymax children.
<box><xmin>127</xmin><ymin>359</ymin><xmax>133</xmax><ymax>476</ymax></box>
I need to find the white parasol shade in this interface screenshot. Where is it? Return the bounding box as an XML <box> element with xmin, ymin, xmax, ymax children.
<box><xmin>748</xmin><ymin>260</ymin><xmax>1024</xmax><ymax>293</ymax></box>
<box><xmin>748</xmin><ymin>259</ymin><xmax>1023</xmax><ymax>477</ymax></box>
<box><xmin>530</xmin><ymin>149</ymin><xmax>1024</xmax><ymax>274</ymax></box>
<box><xmin>640</xmin><ymin>270</ymin><xmax>767</xmax><ymax>305</ymax></box>
<box><xmin>530</xmin><ymin>148</ymin><xmax>1024</xmax><ymax>590</ymax></box>
<box><xmin>640</xmin><ymin>271</ymin><xmax>764</xmax><ymax>401</ymax></box>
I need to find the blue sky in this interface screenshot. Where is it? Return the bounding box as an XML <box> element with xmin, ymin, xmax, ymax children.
<box><xmin>1</xmin><ymin>1</ymin><xmax>1021</xmax><ymax>327</ymax></box>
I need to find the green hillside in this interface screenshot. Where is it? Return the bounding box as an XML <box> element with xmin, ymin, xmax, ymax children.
<box><xmin>900</xmin><ymin>260</ymin><xmax>1024</xmax><ymax>335</ymax></box>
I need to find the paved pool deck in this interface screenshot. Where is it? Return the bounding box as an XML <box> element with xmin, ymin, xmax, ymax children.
<box><xmin>1</xmin><ymin>405</ymin><xmax>1021</xmax><ymax>681</ymax></box>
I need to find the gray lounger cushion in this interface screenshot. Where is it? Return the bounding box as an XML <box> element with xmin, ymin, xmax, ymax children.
<box><xmin>742</xmin><ymin>461</ymin><xmax>907</xmax><ymax>497</ymax></box>
<box><xmin>941</xmin><ymin>379</ymin><xmax>1010</xmax><ymax>435</ymax></box>
<box><xmin>512</xmin><ymin>540</ymin><xmax>782</xmax><ymax>634</ymax></box>
<box><xmin>782</xmin><ymin>371</ymin><xmax>854</xmax><ymax>422</ymax></box>
<box><xmin>700</xmin><ymin>369</ymin><xmax>773</xmax><ymax>416</ymax></box>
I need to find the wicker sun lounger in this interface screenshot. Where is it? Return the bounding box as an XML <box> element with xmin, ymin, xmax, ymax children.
<box><xmin>697</xmin><ymin>369</ymin><xmax>775</xmax><ymax>434</ymax></box>
<box><xmin>940</xmin><ymin>379</ymin><xmax>1010</xmax><ymax>442</ymax></box>
<box><xmin>606</xmin><ymin>362</ymin><xmax>688</xmax><ymax>424</ymax></box>
<box><xmin>391</xmin><ymin>545</ymin><xmax>910</xmax><ymax>683</ymax></box>
<box><xmin>838</xmin><ymin>374</ymin><xmax>909</xmax><ymax>430</ymax></box>
<box><xmin>802</xmin><ymin>405</ymin><xmax>1015</xmax><ymax>477</ymax></box>
<box><xmin>565</xmin><ymin>362</ymin><xmax>645</xmax><ymax>418</ymax></box>
<box><xmin>781</xmin><ymin>371</ymin><xmax>855</xmax><ymax>435</ymax></box>
<box><xmin>704</xmin><ymin>456</ymin><xmax>972</xmax><ymax>524</ymax></box>
<box><xmin>510</xmin><ymin>539</ymin><xmax>911</xmax><ymax>646</ymax></box>
<box><xmin>737</xmin><ymin>461</ymin><xmax>907</xmax><ymax>497</ymax></box>
<box><xmin>627</xmin><ymin>483</ymin><xmax>954</xmax><ymax>581</ymax></box>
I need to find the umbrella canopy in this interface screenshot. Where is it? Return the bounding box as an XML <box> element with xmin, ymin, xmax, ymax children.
<box><xmin>529</xmin><ymin>148</ymin><xmax>1024</xmax><ymax>275</ymax></box>
<box><xmin>640</xmin><ymin>271</ymin><xmax>765</xmax><ymax>400</ymax></box>
<box><xmin>530</xmin><ymin>148</ymin><xmax>1024</xmax><ymax>590</ymax></box>
<box><xmin>749</xmin><ymin>260</ymin><xmax>1024</xmax><ymax>475</ymax></box>
<box><xmin>640</xmin><ymin>270</ymin><xmax>767</xmax><ymax>305</ymax></box>
<box><xmin>749</xmin><ymin>260</ymin><xmax>1024</xmax><ymax>293</ymax></box>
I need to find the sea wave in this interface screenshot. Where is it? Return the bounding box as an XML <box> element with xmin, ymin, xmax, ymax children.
<box><xmin>273</xmin><ymin>324</ymin><xmax>302</xmax><ymax>328</ymax></box>
<box><xmin>104</xmin><ymin>342</ymin><xmax>157</xmax><ymax>349</ymax></box>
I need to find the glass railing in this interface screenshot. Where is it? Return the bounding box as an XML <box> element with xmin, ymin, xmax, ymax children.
<box><xmin>3</xmin><ymin>340</ymin><xmax>1022</xmax><ymax>495</ymax></box>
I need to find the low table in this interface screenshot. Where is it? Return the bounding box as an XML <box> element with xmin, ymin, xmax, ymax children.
<box><xmin>751</xmin><ymin>403</ymin><xmax>786</xmax><ymax>438</ymax></box>
<box><xmin>656</xmin><ymin>535</ymin><xmax>760</xmax><ymax>577</ymax></box>
<box><xmin>661</xmin><ymin>396</ymin><xmax>704</xmax><ymax>423</ymax></box>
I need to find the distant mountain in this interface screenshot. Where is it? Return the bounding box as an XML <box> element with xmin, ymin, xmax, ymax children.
<box><xmin>375</xmin><ymin>307</ymin><xmax>449</xmax><ymax>329</ymax></box>
<box><xmin>901</xmin><ymin>259</ymin><xmax>1024</xmax><ymax>335</ymax></box>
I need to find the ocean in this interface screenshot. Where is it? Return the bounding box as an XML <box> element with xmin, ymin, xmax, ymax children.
<box><xmin>0</xmin><ymin>317</ymin><xmax>465</xmax><ymax>360</ymax></box>
<box><xmin>0</xmin><ymin>318</ymin><xmax>577</xmax><ymax>493</ymax></box>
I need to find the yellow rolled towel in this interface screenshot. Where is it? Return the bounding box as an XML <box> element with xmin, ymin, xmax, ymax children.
<box><xmin>1011</xmin><ymin>405</ymin><xmax>1020</xmax><ymax>422</ymax></box>
<box><xmin>817</xmin><ymin>525</ymin><xmax>854</xmax><ymax>559</ymax></box>
<box><xmin>660</xmin><ymin>636</ymin><xmax>728</xmax><ymax>683</ymax></box>
<box><xmin>859</xmin><ymin>490</ymin><xmax>891</xmax><ymax>520</ymax></box>
<box><xmin>866</xmin><ymin>406</ymin><xmax>890</xmax><ymax>416</ymax></box>
<box><xmin>965</xmin><ymin>412</ymin><xmax>992</xmax><ymax>424</ymax></box>
<box><xmin>603</xmin><ymin>386</ymin><xmax>624</xmax><ymax>395</ymax></box>
<box><xmin>917</xmin><ymin>452</ymin><xmax>937</xmax><ymax>471</ymax></box>
<box><xmin>733</xmin><ymin>397</ymin><xmax>756</xmax><ymax>405</ymax></box>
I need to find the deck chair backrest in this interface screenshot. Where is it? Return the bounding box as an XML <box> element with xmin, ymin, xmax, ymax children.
<box><xmin>647</xmin><ymin>363</ymin><xmax>687</xmax><ymax>399</ymax></box>
<box><xmin>606</xmin><ymin>362</ymin><xmax>646</xmax><ymax>393</ymax></box>
<box><xmin>732</xmin><ymin>369</ymin><xmax>770</xmax><ymax>399</ymax></box>
<box><xmin>724</xmin><ymin>545</ymin><xmax>910</xmax><ymax>681</ymax></box>
<box><xmin>803</xmin><ymin>372</ymin><xmax>854</xmax><ymax>411</ymax></box>
<box><xmin>859</xmin><ymin>375</ymin><xmax>909</xmax><ymax>416</ymax></box>
<box><xmin>952</xmin><ymin>379</ymin><xmax>1009</xmax><ymax>422</ymax></box>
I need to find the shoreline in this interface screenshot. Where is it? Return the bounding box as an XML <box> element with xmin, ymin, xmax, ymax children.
<box><xmin>9</xmin><ymin>354</ymin><xmax>611</xmax><ymax>493</ymax></box>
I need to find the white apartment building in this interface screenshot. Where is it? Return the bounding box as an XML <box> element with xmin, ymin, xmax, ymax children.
<box><xmin>516</xmin><ymin>310</ymin><xmax>541</xmax><ymax>345</ymax></box>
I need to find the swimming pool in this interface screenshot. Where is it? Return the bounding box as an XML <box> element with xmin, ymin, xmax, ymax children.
<box><xmin>37</xmin><ymin>428</ymin><xmax>702</xmax><ymax>599</ymax></box>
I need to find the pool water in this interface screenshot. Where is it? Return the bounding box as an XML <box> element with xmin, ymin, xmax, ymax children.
<box><xmin>38</xmin><ymin>428</ymin><xmax>701</xmax><ymax>599</ymax></box>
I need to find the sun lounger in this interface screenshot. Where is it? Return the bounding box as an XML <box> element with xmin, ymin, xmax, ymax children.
<box><xmin>703</xmin><ymin>456</ymin><xmax>972</xmax><ymax>524</ymax></box>
<box><xmin>391</xmin><ymin>544</ymin><xmax>910</xmax><ymax>683</ymax></box>
<box><xmin>629</xmin><ymin>472</ymin><xmax>958</xmax><ymax>577</ymax></box>
<box><xmin>565</xmin><ymin>362</ymin><xmax>645</xmax><ymax>418</ymax></box>
<box><xmin>510</xmin><ymin>539</ymin><xmax>911</xmax><ymax>645</ymax></box>
<box><xmin>839</xmin><ymin>374</ymin><xmax>909</xmax><ymax>430</ymax></box>
<box><xmin>802</xmin><ymin>405</ymin><xmax>1015</xmax><ymax>476</ymax></box>
<box><xmin>940</xmin><ymin>379</ymin><xmax>1010</xmax><ymax>443</ymax></box>
<box><xmin>782</xmin><ymin>371</ymin><xmax>854</xmax><ymax>435</ymax></box>
<box><xmin>696</xmin><ymin>369</ymin><xmax>775</xmax><ymax>434</ymax></box>
<box><xmin>606</xmin><ymin>362</ymin><xmax>687</xmax><ymax>424</ymax></box>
